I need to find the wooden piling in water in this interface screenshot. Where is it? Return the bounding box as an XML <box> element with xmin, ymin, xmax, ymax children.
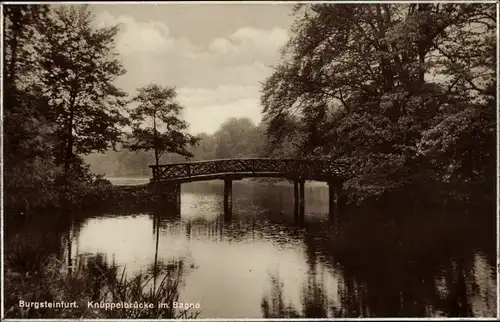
<box><xmin>294</xmin><ymin>181</ymin><xmax>299</xmax><ymax>218</ymax></box>
<box><xmin>224</xmin><ymin>179</ymin><xmax>233</xmax><ymax>220</ymax></box>
<box><xmin>175</xmin><ymin>183</ymin><xmax>181</xmax><ymax>216</ymax></box>
<box><xmin>299</xmin><ymin>179</ymin><xmax>305</xmax><ymax>219</ymax></box>
<box><xmin>328</xmin><ymin>181</ymin><xmax>338</xmax><ymax>221</ymax></box>
<box><xmin>294</xmin><ymin>179</ymin><xmax>305</xmax><ymax>220</ymax></box>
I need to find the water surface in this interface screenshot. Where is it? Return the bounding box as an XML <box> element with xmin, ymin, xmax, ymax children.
<box><xmin>8</xmin><ymin>180</ymin><xmax>498</xmax><ymax>318</ymax></box>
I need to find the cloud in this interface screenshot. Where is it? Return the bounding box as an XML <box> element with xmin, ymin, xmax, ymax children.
<box><xmin>95</xmin><ymin>11</ymin><xmax>200</xmax><ymax>56</ymax></box>
<box><xmin>96</xmin><ymin>10</ymin><xmax>289</xmax><ymax>63</ymax></box>
<box><xmin>208</xmin><ymin>26</ymin><xmax>289</xmax><ymax>65</ymax></box>
<box><xmin>177</xmin><ymin>85</ymin><xmax>263</xmax><ymax>134</ymax></box>
<box><xmin>95</xmin><ymin>10</ymin><xmax>288</xmax><ymax>134</ymax></box>
<box><xmin>177</xmin><ymin>84</ymin><xmax>260</xmax><ymax>108</ymax></box>
<box><xmin>183</xmin><ymin>97</ymin><xmax>262</xmax><ymax>135</ymax></box>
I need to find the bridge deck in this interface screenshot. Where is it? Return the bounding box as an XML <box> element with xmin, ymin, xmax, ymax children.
<box><xmin>149</xmin><ymin>158</ymin><xmax>348</xmax><ymax>183</ymax></box>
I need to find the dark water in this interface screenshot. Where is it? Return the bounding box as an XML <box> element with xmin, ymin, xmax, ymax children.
<box><xmin>7</xmin><ymin>180</ymin><xmax>498</xmax><ymax>318</ymax></box>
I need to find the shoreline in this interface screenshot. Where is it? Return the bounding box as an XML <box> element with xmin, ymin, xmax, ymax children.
<box><xmin>105</xmin><ymin>177</ymin><xmax>329</xmax><ymax>187</ymax></box>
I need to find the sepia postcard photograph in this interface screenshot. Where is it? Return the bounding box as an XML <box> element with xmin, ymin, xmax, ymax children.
<box><xmin>1</xmin><ymin>0</ymin><xmax>499</xmax><ymax>320</ymax></box>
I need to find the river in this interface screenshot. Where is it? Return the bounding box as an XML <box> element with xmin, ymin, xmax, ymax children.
<box><xmin>7</xmin><ymin>179</ymin><xmax>497</xmax><ymax>318</ymax></box>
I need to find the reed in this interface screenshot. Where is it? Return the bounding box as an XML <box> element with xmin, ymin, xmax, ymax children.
<box><xmin>4</xmin><ymin>240</ymin><xmax>200</xmax><ymax>319</ymax></box>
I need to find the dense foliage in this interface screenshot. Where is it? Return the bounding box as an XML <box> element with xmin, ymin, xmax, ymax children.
<box><xmin>260</xmin><ymin>4</ymin><xmax>497</xmax><ymax>203</ymax></box>
<box><xmin>4</xmin><ymin>5</ymin><xmax>61</xmax><ymax>212</ymax></box>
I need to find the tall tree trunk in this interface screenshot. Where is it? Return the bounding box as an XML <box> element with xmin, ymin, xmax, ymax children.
<box><xmin>153</xmin><ymin>112</ymin><xmax>159</xmax><ymax>167</ymax></box>
<box><xmin>61</xmin><ymin>100</ymin><xmax>75</xmax><ymax>208</ymax></box>
<box><xmin>6</xmin><ymin>7</ymin><xmax>21</xmax><ymax>87</ymax></box>
<box><xmin>64</xmin><ymin>93</ymin><xmax>77</xmax><ymax>178</ymax></box>
<box><xmin>417</xmin><ymin>4</ymin><xmax>431</xmax><ymax>88</ymax></box>
<box><xmin>154</xmin><ymin>150</ymin><xmax>159</xmax><ymax>167</ymax></box>
<box><xmin>4</xmin><ymin>7</ymin><xmax>22</xmax><ymax>159</ymax></box>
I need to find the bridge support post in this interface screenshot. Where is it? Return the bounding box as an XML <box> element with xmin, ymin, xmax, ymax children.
<box><xmin>294</xmin><ymin>181</ymin><xmax>299</xmax><ymax>217</ymax></box>
<box><xmin>294</xmin><ymin>179</ymin><xmax>305</xmax><ymax>220</ymax></box>
<box><xmin>224</xmin><ymin>179</ymin><xmax>233</xmax><ymax>220</ymax></box>
<box><xmin>175</xmin><ymin>183</ymin><xmax>181</xmax><ymax>216</ymax></box>
<box><xmin>299</xmin><ymin>180</ymin><xmax>305</xmax><ymax>219</ymax></box>
<box><xmin>328</xmin><ymin>181</ymin><xmax>338</xmax><ymax>221</ymax></box>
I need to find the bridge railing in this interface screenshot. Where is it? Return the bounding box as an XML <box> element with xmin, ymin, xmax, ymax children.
<box><xmin>149</xmin><ymin>158</ymin><xmax>348</xmax><ymax>181</ymax></box>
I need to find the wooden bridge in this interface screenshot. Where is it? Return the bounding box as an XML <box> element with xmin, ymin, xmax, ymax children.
<box><xmin>149</xmin><ymin>158</ymin><xmax>348</xmax><ymax>221</ymax></box>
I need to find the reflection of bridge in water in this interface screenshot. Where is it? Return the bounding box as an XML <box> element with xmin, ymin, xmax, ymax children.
<box><xmin>149</xmin><ymin>158</ymin><xmax>349</xmax><ymax>221</ymax></box>
<box><xmin>58</xmin><ymin>199</ymin><xmax>496</xmax><ymax>318</ymax></box>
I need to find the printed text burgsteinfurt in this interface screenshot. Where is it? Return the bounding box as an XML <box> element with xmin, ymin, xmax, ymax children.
<box><xmin>19</xmin><ymin>300</ymin><xmax>78</xmax><ymax>309</ymax></box>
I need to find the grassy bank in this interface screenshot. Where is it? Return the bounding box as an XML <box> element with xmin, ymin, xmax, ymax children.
<box><xmin>6</xmin><ymin>181</ymin><xmax>178</xmax><ymax>220</ymax></box>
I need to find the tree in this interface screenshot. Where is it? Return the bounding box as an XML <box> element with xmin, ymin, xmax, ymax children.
<box><xmin>259</xmin><ymin>116</ymin><xmax>303</xmax><ymax>158</ymax></box>
<box><xmin>261</xmin><ymin>3</ymin><xmax>496</xmax><ymax>202</ymax></box>
<box><xmin>126</xmin><ymin>84</ymin><xmax>199</xmax><ymax>167</ymax></box>
<box><xmin>3</xmin><ymin>5</ymin><xmax>61</xmax><ymax>212</ymax></box>
<box><xmin>38</xmin><ymin>5</ymin><xmax>129</xmax><ymax>178</ymax></box>
<box><xmin>187</xmin><ymin>133</ymin><xmax>217</xmax><ymax>161</ymax></box>
<box><xmin>213</xmin><ymin>117</ymin><xmax>264</xmax><ymax>158</ymax></box>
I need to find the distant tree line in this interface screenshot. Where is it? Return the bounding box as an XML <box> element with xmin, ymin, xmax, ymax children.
<box><xmin>84</xmin><ymin>117</ymin><xmax>300</xmax><ymax>177</ymax></box>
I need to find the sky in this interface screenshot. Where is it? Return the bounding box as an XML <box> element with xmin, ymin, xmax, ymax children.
<box><xmin>91</xmin><ymin>3</ymin><xmax>295</xmax><ymax>135</ymax></box>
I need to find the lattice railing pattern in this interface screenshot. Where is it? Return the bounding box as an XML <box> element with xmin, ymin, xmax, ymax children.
<box><xmin>150</xmin><ymin>158</ymin><xmax>348</xmax><ymax>182</ymax></box>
